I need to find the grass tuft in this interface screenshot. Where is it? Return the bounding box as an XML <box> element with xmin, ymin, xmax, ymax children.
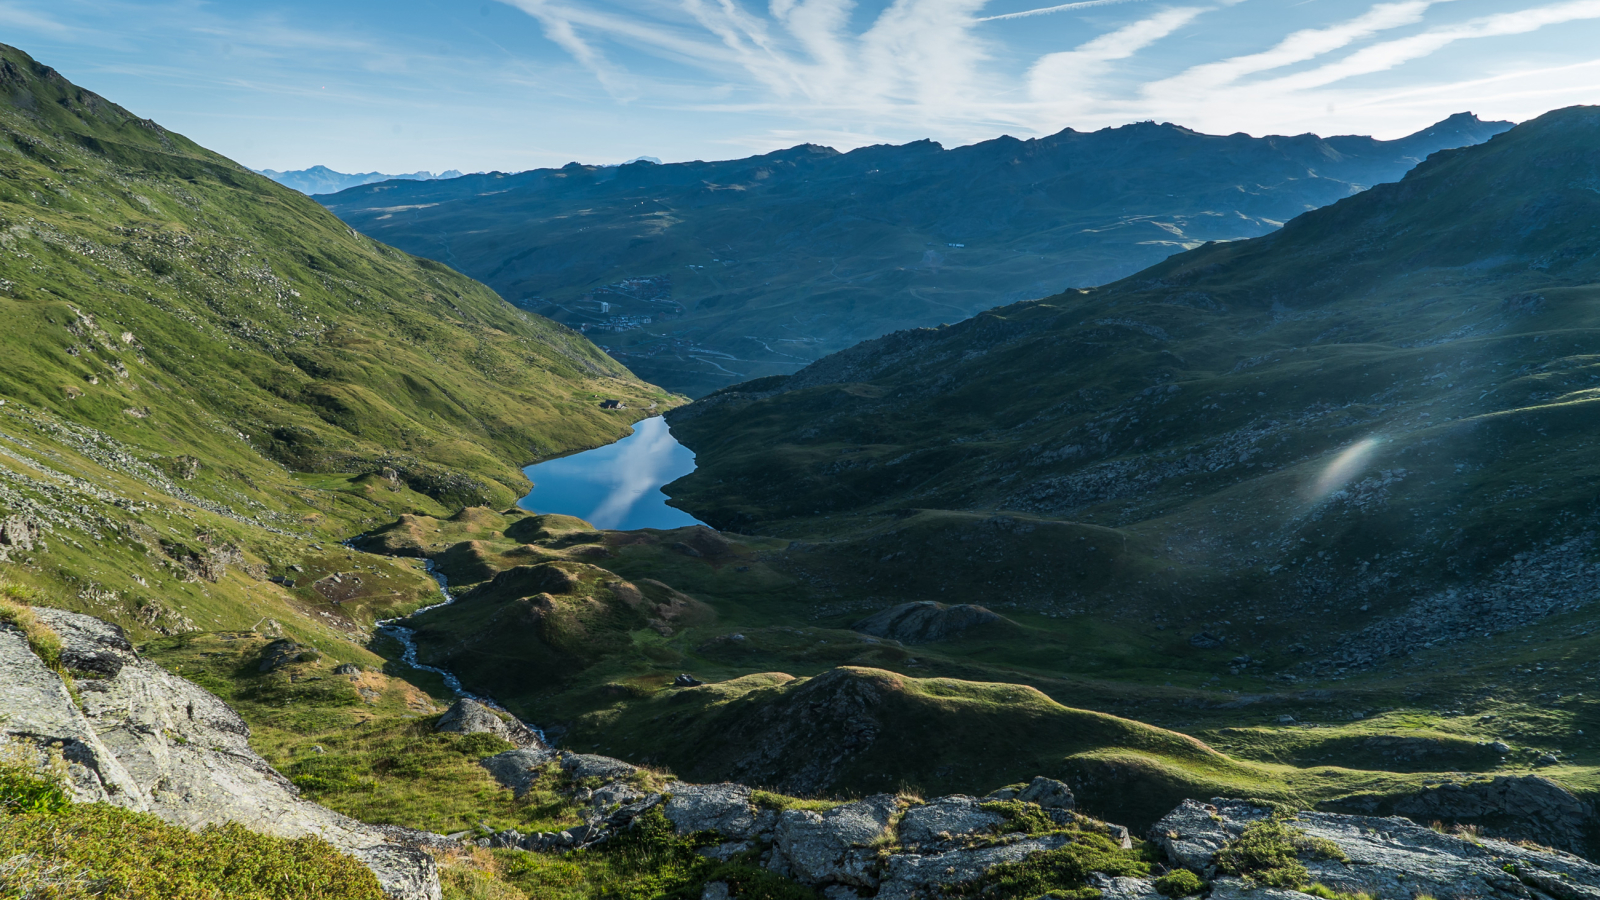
<box><xmin>0</xmin><ymin>584</ymin><xmax>62</xmax><ymax>671</ymax></box>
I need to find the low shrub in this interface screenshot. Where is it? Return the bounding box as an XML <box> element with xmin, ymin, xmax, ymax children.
<box><xmin>1154</xmin><ymin>868</ymin><xmax>1205</xmax><ymax>897</ymax></box>
<box><xmin>1215</xmin><ymin>820</ymin><xmax>1346</xmax><ymax>890</ymax></box>
<box><xmin>980</xmin><ymin>799</ymin><xmax>1060</xmax><ymax>836</ymax></box>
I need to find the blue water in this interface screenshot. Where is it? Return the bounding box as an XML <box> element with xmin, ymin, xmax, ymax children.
<box><xmin>517</xmin><ymin>416</ymin><xmax>708</xmax><ymax>531</ymax></box>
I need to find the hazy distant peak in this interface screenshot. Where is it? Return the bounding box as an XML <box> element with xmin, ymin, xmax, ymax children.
<box><xmin>255</xmin><ymin>166</ymin><xmax>465</xmax><ymax>196</ymax></box>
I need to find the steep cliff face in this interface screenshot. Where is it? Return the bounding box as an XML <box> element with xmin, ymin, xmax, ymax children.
<box><xmin>0</xmin><ymin>608</ymin><xmax>441</xmax><ymax>900</ymax></box>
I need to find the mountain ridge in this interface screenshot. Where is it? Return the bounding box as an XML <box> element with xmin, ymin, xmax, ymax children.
<box><xmin>321</xmin><ymin>112</ymin><xmax>1511</xmax><ymax>396</ymax></box>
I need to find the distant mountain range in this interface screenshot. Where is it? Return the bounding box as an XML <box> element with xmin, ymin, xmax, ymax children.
<box><xmin>257</xmin><ymin>165</ymin><xmax>465</xmax><ymax>195</ymax></box>
<box><xmin>321</xmin><ymin>113</ymin><xmax>1510</xmax><ymax>397</ymax></box>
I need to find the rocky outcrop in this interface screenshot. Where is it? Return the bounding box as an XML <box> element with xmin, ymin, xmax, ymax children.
<box><xmin>851</xmin><ymin>601</ymin><xmax>1005</xmax><ymax>644</ymax></box>
<box><xmin>875</xmin><ymin>833</ymin><xmax>1075</xmax><ymax>900</ymax></box>
<box><xmin>434</xmin><ymin>698</ymin><xmax>545</xmax><ymax>749</ymax></box>
<box><xmin>768</xmin><ymin>795</ymin><xmax>902</xmax><ymax>888</ymax></box>
<box><xmin>1324</xmin><ymin>774</ymin><xmax>1593</xmax><ymax>855</ymax></box>
<box><xmin>663</xmin><ymin>783</ymin><xmax>768</xmax><ymax>838</ymax></box>
<box><xmin>257</xmin><ymin>637</ymin><xmax>319</xmax><ymax>672</ymax></box>
<box><xmin>469</xmin><ymin>737</ymin><xmax>1600</xmax><ymax>900</ymax></box>
<box><xmin>0</xmin><ymin>609</ymin><xmax>441</xmax><ymax>900</ymax></box>
<box><xmin>1153</xmin><ymin>798</ymin><xmax>1600</xmax><ymax>899</ymax></box>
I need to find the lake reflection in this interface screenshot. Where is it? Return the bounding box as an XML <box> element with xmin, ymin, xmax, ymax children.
<box><xmin>518</xmin><ymin>416</ymin><xmax>707</xmax><ymax>531</ymax></box>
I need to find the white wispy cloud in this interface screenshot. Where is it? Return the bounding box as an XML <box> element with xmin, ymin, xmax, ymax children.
<box><xmin>1126</xmin><ymin>0</ymin><xmax>1600</xmax><ymax>137</ymax></box>
<box><xmin>489</xmin><ymin>0</ymin><xmax>1600</xmax><ymax>150</ymax></box>
<box><xmin>1026</xmin><ymin>6</ymin><xmax>1205</xmax><ymax>113</ymax></box>
<box><xmin>0</xmin><ymin>2</ymin><xmax>71</xmax><ymax>36</ymax></box>
<box><xmin>1142</xmin><ymin>0</ymin><xmax>1446</xmax><ymax>106</ymax></box>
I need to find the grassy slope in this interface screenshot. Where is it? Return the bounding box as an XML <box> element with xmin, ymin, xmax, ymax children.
<box><xmin>322</xmin><ymin>117</ymin><xmax>1508</xmax><ymax>397</ymax></box>
<box><xmin>0</xmin><ymin>43</ymin><xmax>675</xmax><ymax>646</ymax></box>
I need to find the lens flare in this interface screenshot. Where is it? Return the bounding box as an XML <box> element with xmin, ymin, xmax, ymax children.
<box><xmin>1307</xmin><ymin>436</ymin><xmax>1382</xmax><ymax>503</ymax></box>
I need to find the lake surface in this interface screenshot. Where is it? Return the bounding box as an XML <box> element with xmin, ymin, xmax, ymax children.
<box><xmin>518</xmin><ymin>416</ymin><xmax>708</xmax><ymax>531</ymax></box>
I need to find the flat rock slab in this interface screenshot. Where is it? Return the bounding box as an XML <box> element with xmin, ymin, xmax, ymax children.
<box><xmin>561</xmin><ymin>751</ymin><xmax>638</xmax><ymax>782</ymax></box>
<box><xmin>1088</xmin><ymin>874</ymin><xmax>1162</xmax><ymax>900</ymax></box>
<box><xmin>1152</xmin><ymin>796</ymin><xmax>1600</xmax><ymax>900</ymax></box>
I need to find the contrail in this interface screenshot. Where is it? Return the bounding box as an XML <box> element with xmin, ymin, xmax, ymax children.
<box><xmin>978</xmin><ymin>0</ymin><xmax>1149</xmax><ymax>22</ymax></box>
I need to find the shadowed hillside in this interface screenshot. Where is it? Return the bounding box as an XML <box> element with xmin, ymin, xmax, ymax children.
<box><xmin>0</xmin><ymin>42</ymin><xmax>672</xmax><ymax>647</ymax></box>
<box><xmin>666</xmin><ymin>106</ymin><xmax>1600</xmax><ymax>682</ymax></box>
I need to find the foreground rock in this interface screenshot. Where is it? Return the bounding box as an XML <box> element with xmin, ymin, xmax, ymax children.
<box><xmin>0</xmin><ymin>609</ymin><xmax>441</xmax><ymax>900</ymax></box>
<box><xmin>852</xmin><ymin>601</ymin><xmax>1005</xmax><ymax>643</ymax></box>
<box><xmin>1154</xmin><ymin>798</ymin><xmax>1600</xmax><ymax>899</ymax></box>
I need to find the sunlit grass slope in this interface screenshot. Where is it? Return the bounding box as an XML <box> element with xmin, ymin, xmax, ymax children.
<box><xmin>0</xmin><ymin>42</ymin><xmax>675</xmax><ymax>644</ymax></box>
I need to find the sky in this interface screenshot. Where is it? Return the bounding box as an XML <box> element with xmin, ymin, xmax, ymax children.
<box><xmin>7</xmin><ymin>0</ymin><xmax>1600</xmax><ymax>174</ymax></box>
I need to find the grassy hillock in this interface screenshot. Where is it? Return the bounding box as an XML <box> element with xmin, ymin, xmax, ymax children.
<box><xmin>322</xmin><ymin>114</ymin><xmax>1507</xmax><ymax>397</ymax></box>
<box><xmin>0</xmin><ymin>42</ymin><xmax>675</xmax><ymax>648</ymax></box>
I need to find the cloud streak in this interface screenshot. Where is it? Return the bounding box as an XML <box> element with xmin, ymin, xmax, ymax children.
<box><xmin>497</xmin><ymin>0</ymin><xmax>1600</xmax><ymax>147</ymax></box>
<box><xmin>978</xmin><ymin>0</ymin><xmax>1149</xmax><ymax>24</ymax></box>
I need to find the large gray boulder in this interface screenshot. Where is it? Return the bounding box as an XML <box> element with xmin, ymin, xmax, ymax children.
<box><xmin>561</xmin><ymin>751</ymin><xmax>639</xmax><ymax>782</ymax></box>
<box><xmin>1016</xmin><ymin>776</ymin><xmax>1075</xmax><ymax>810</ymax></box>
<box><xmin>2</xmin><ymin>608</ymin><xmax>442</xmax><ymax>900</ymax></box>
<box><xmin>434</xmin><ymin>698</ymin><xmax>544</xmax><ymax>749</ymax></box>
<box><xmin>768</xmin><ymin>794</ymin><xmax>902</xmax><ymax>888</ymax></box>
<box><xmin>664</xmin><ymin>782</ymin><xmax>768</xmax><ymax>839</ymax></box>
<box><xmin>852</xmin><ymin>601</ymin><xmax>1005</xmax><ymax>644</ymax></box>
<box><xmin>897</xmin><ymin>795</ymin><xmax>1005</xmax><ymax>847</ymax></box>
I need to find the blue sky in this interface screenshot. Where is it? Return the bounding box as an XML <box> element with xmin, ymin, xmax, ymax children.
<box><xmin>8</xmin><ymin>0</ymin><xmax>1600</xmax><ymax>173</ymax></box>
